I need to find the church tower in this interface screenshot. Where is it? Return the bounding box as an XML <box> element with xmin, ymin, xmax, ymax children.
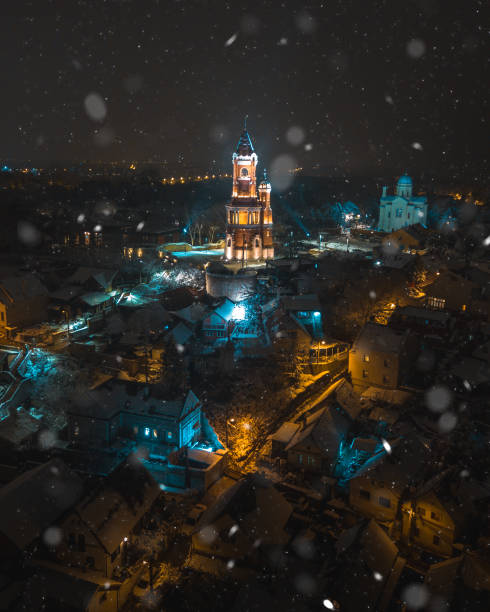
<box><xmin>225</xmin><ymin>120</ymin><xmax>274</xmax><ymax>261</ymax></box>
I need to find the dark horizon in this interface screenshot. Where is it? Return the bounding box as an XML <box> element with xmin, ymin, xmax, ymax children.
<box><xmin>1</xmin><ymin>0</ymin><xmax>487</xmax><ymax>179</ymax></box>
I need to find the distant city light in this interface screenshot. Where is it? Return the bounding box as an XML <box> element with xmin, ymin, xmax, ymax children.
<box><xmin>314</xmin><ymin>311</ymin><xmax>321</xmax><ymax>317</ymax></box>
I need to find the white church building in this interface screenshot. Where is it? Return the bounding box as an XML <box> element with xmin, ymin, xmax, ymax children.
<box><xmin>377</xmin><ymin>174</ymin><xmax>428</xmax><ymax>233</ymax></box>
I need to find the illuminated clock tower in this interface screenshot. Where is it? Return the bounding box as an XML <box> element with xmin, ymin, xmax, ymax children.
<box><xmin>224</xmin><ymin>120</ymin><xmax>274</xmax><ymax>261</ymax></box>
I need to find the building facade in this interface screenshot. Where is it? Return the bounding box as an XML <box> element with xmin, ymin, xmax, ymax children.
<box><xmin>224</xmin><ymin>122</ymin><xmax>274</xmax><ymax>261</ymax></box>
<box><xmin>377</xmin><ymin>174</ymin><xmax>428</xmax><ymax>233</ymax></box>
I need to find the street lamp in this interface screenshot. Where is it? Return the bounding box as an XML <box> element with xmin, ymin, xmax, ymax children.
<box><xmin>60</xmin><ymin>308</ymin><xmax>70</xmax><ymax>341</ymax></box>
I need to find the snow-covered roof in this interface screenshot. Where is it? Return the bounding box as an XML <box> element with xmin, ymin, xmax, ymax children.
<box><xmin>173</xmin><ymin>301</ymin><xmax>207</xmax><ymax>324</ymax></box>
<box><xmin>79</xmin><ymin>291</ymin><xmax>112</xmax><ymax>307</ymax></box>
<box><xmin>169</xmin><ymin>321</ymin><xmax>193</xmax><ymax>345</ymax></box>
<box><xmin>0</xmin><ymin>459</ymin><xmax>83</xmax><ymax>550</ymax></box>
<box><xmin>72</xmin><ymin>458</ymin><xmax>160</xmax><ymax>554</ymax></box>
<box><xmin>0</xmin><ymin>275</ymin><xmax>48</xmax><ymax>304</ymax></box>
<box><xmin>67</xmin><ymin>267</ymin><xmax>117</xmax><ymax>289</ymax></box>
<box><xmin>352</xmin><ymin>323</ymin><xmax>408</xmax><ymax>355</ymax></box>
<box><xmin>210</xmin><ymin>297</ymin><xmax>236</xmax><ymax>322</ymax></box>
<box><xmin>281</xmin><ymin>293</ymin><xmax>321</xmax><ymax>312</ymax></box>
<box><xmin>285</xmin><ymin>405</ymin><xmax>349</xmax><ymax>456</ymax></box>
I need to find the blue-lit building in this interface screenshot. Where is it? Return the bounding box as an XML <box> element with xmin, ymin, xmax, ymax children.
<box><xmin>67</xmin><ymin>381</ymin><xmax>203</xmax><ymax>452</ymax></box>
<box><xmin>378</xmin><ymin>174</ymin><xmax>428</xmax><ymax>233</ymax></box>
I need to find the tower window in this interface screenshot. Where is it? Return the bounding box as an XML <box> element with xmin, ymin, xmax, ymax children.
<box><xmin>241</xmin><ymin>168</ymin><xmax>248</xmax><ymax>176</ymax></box>
<box><xmin>227</xmin><ymin>239</ymin><xmax>231</xmax><ymax>247</ymax></box>
<box><xmin>255</xmin><ymin>238</ymin><xmax>259</xmax><ymax>247</ymax></box>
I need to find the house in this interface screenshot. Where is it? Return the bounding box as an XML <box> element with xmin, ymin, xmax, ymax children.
<box><xmin>389</xmin><ymin>305</ymin><xmax>453</xmax><ymax>341</ymax></box>
<box><xmin>334</xmin><ymin>519</ymin><xmax>406</xmax><ymax>612</ymax></box>
<box><xmin>0</xmin><ymin>275</ymin><xmax>49</xmax><ymax>332</ymax></box>
<box><xmin>166</xmin><ymin>446</ymin><xmax>228</xmax><ymax>492</ymax></box>
<box><xmin>349</xmin><ymin>433</ymin><xmax>433</xmax><ymax>528</ymax></box>
<box><xmin>348</xmin><ymin>322</ymin><xmax>419</xmax><ymax>390</ymax></box>
<box><xmin>56</xmin><ymin>457</ymin><xmax>161</xmax><ymax>577</ymax></box>
<box><xmin>67</xmin><ymin>381</ymin><xmax>203</xmax><ymax>451</ymax></box>
<box><xmin>24</xmin><ymin>562</ymin><xmax>124</xmax><ymax>612</ymax></box>
<box><xmin>66</xmin><ymin>267</ymin><xmax>119</xmax><ymax>293</ymax></box>
<box><xmin>266</xmin><ymin>308</ymin><xmax>312</xmax><ymax>361</ymax></box>
<box><xmin>424</xmin><ymin>270</ymin><xmax>479</xmax><ymax>312</ymax></box>
<box><xmin>280</xmin><ymin>294</ymin><xmax>323</xmax><ymax>338</ymax></box>
<box><xmin>383</xmin><ymin>224</ymin><xmax>431</xmax><ymax>254</ymax></box>
<box><xmin>201</xmin><ymin>297</ymin><xmax>236</xmax><ymax>340</ymax></box>
<box><xmin>283</xmin><ymin>405</ymin><xmax>350</xmax><ymax>474</ymax></box>
<box><xmin>0</xmin><ymin>459</ymin><xmax>83</xmax><ymax>559</ymax></box>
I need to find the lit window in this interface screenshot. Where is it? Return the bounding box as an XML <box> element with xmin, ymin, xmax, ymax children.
<box><xmin>74</xmin><ymin>425</ymin><xmax>79</xmax><ymax>437</ymax></box>
<box><xmin>298</xmin><ymin>454</ymin><xmax>303</xmax><ymax>464</ymax></box>
<box><xmin>144</xmin><ymin>427</ymin><xmax>150</xmax><ymax>437</ymax></box>
<box><xmin>153</xmin><ymin>429</ymin><xmax>158</xmax><ymax>438</ymax></box>
<box><xmin>167</xmin><ymin>431</ymin><xmax>172</xmax><ymax>439</ymax></box>
<box><xmin>133</xmin><ymin>426</ymin><xmax>138</xmax><ymax>435</ymax></box>
<box><xmin>363</xmin><ymin>354</ymin><xmax>370</xmax><ymax>362</ymax></box>
<box><xmin>462</xmin><ymin>304</ymin><xmax>466</xmax><ymax>311</ymax></box>
<box><xmin>362</xmin><ymin>369</ymin><xmax>368</xmax><ymax>378</ymax></box>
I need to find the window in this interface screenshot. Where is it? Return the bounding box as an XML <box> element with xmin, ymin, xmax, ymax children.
<box><xmin>414</xmin><ymin>527</ymin><xmax>420</xmax><ymax>537</ymax></box>
<box><xmin>384</xmin><ymin>359</ymin><xmax>389</xmax><ymax>368</ymax></box>
<box><xmin>167</xmin><ymin>431</ymin><xmax>173</xmax><ymax>440</ymax></box>
<box><xmin>362</xmin><ymin>369</ymin><xmax>368</xmax><ymax>378</ymax></box>
<box><xmin>307</xmin><ymin>455</ymin><xmax>315</xmax><ymax>465</ymax></box>
<box><xmin>74</xmin><ymin>425</ymin><xmax>79</xmax><ymax>436</ymax></box>
<box><xmin>0</xmin><ymin>311</ymin><xmax>4</xmax><ymax>321</ymax></box>
<box><xmin>68</xmin><ymin>533</ymin><xmax>76</xmax><ymax>547</ymax></box>
<box><xmin>396</xmin><ymin>208</ymin><xmax>403</xmax><ymax>217</ymax></box>
<box><xmin>430</xmin><ymin>511</ymin><xmax>440</xmax><ymax>522</ymax></box>
<box><xmin>427</xmin><ymin>297</ymin><xmax>445</xmax><ymax>310</ymax></box>
<box><xmin>153</xmin><ymin>429</ymin><xmax>158</xmax><ymax>439</ymax></box>
<box><xmin>227</xmin><ymin>239</ymin><xmax>231</xmax><ymax>247</ymax></box>
<box><xmin>86</xmin><ymin>556</ymin><xmax>95</xmax><ymax>568</ymax></box>
<box><xmin>144</xmin><ymin>427</ymin><xmax>150</xmax><ymax>437</ymax></box>
<box><xmin>111</xmin><ymin>546</ymin><xmax>119</xmax><ymax>562</ymax></box>
<box><xmin>255</xmin><ymin>238</ymin><xmax>259</xmax><ymax>247</ymax></box>
<box><xmin>78</xmin><ymin>534</ymin><xmax>85</xmax><ymax>552</ymax></box>
<box><xmin>433</xmin><ymin>535</ymin><xmax>440</xmax><ymax>546</ymax></box>
<box><xmin>378</xmin><ymin>496</ymin><xmax>391</xmax><ymax>508</ymax></box>
<box><xmin>407</xmin><ymin>213</ymin><xmax>410</xmax><ymax>219</ymax></box>
<box><xmin>241</xmin><ymin>167</ymin><xmax>248</xmax><ymax>176</ymax></box>
<box><xmin>363</xmin><ymin>354</ymin><xmax>370</xmax><ymax>362</ymax></box>
<box><xmin>298</xmin><ymin>454</ymin><xmax>303</xmax><ymax>464</ymax></box>
<box><xmin>359</xmin><ymin>489</ymin><xmax>370</xmax><ymax>500</ymax></box>
<box><xmin>133</xmin><ymin>425</ymin><xmax>138</xmax><ymax>435</ymax></box>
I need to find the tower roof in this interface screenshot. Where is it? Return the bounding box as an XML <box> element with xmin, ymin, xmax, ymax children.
<box><xmin>397</xmin><ymin>173</ymin><xmax>412</xmax><ymax>186</ymax></box>
<box><xmin>236</xmin><ymin>123</ymin><xmax>255</xmax><ymax>156</ymax></box>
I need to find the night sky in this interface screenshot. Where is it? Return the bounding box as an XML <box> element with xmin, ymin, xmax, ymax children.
<box><xmin>1</xmin><ymin>0</ymin><xmax>487</xmax><ymax>177</ymax></box>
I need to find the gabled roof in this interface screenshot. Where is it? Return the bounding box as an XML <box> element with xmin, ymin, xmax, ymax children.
<box><xmin>79</xmin><ymin>291</ymin><xmax>113</xmax><ymax>307</ymax></box>
<box><xmin>168</xmin><ymin>321</ymin><xmax>193</xmax><ymax>345</ymax></box>
<box><xmin>73</xmin><ymin>457</ymin><xmax>160</xmax><ymax>554</ymax></box>
<box><xmin>0</xmin><ymin>275</ymin><xmax>48</xmax><ymax>304</ymax></box>
<box><xmin>281</xmin><ymin>294</ymin><xmax>321</xmax><ymax>312</ymax></box>
<box><xmin>173</xmin><ymin>302</ymin><xmax>207</xmax><ymax>324</ymax></box>
<box><xmin>0</xmin><ymin>459</ymin><xmax>83</xmax><ymax>550</ymax></box>
<box><xmin>285</xmin><ymin>405</ymin><xmax>350</xmax><ymax>457</ymax></box>
<box><xmin>67</xmin><ymin>267</ymin><xmax>117</xmax><ymax>290</ymax></box>
<box><xmin>352</xmin><ymin>322</ymin><xmax>408</xmax><ymax>355</ymax></box>
<box><xmin>209</xmin><ymin>297</ymin><xmax>236</xmax><ymax>322</ymax></box>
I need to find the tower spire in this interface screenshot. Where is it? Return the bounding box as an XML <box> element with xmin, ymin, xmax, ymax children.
<box><xmin>244</xmin><ymin>114</ymin><xmax>248</xmax><ymax>131</ymax></box>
